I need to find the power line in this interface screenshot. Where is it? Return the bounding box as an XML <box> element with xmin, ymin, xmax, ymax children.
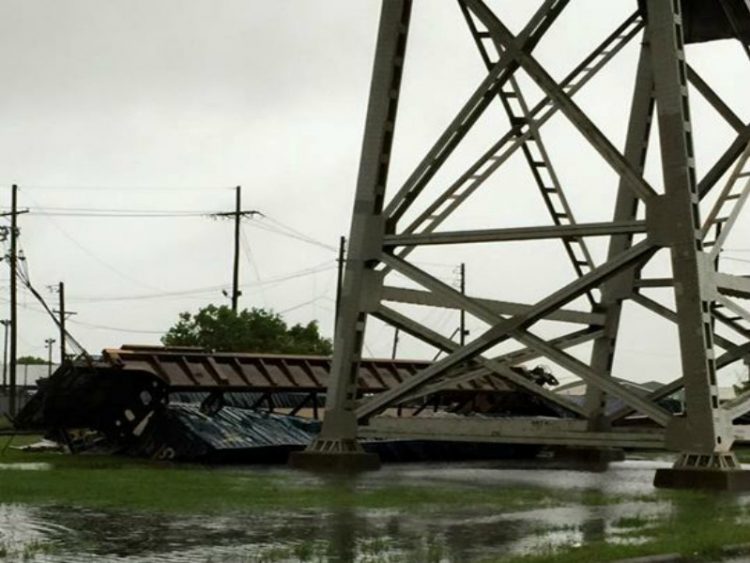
<box><xmin>246</xmin><ymin>216</ymin><xmax>338</xmax><ymax>252</ymax></box>
<box><xmin>10</xmin><ymin>208</ymin><xmax>338</xmax><ymax>247</ymax></box>
<box><xmin>66</xmin><ymin>318</ymin><xmax>165</xmax><ymax>335</ymax></box>
<box><xmin>8</xmin><ymin>254</ymin><xmax>90</xmax><ymax>360</ymax></box>
<box><xmin>14</xmin><ymin>204</ymin><xmax>221</xmax><ymax>218</ymax></box>
<box><xmin>2</xmin><ymin>287</ymin><xmax>171</xmax><ymax>335</ymax></box>
<box><xmin>21</xmin><ymin>192</ymin><xmax>166</xmax><ymax>293</ymax></box>
<box><xmin>16</xmin><ymin>186</ymin><xmax>233</xmax><ymax>192</ymax></box>
<box><xmin>277</xmin><ymin>294</ymin><xmax>331</xmax><ymax>315</ymax></box>
<box><xmin>10</xmin><ymin>200</ymin><xmax>338</xmax><ymax>251</ymax></box>
<box><xmin>0</xmin><ymin>266</ymin><xmax>336</xmax><ymax>339</ymax></box>
<box><xmin>68</xmin><ymin>285</ymin><xmax>225</xmax><ymax>303</ymax></box>
<box><xmin>65</xmin><ymin>260</ymin><xmax>336</xmax><ymax>303</ymax></box>
<box><xmin>264</xmin><ymin>216</ymin><xmax>338</xmax><ymax>250</ymax></box>
<box><xmin>19</xmin><ymin>206</ymin><xmax>221</xmax><ymax>213</ymax></box>
<box><xmin>27</xmin><ymin>211</ymin><xmax>218</xmax><ymax>218</ymax></box>
<box><xmin>241</xmin><ymin>225</ymin><xmax>267</xmax><ymax>307</ymax></box>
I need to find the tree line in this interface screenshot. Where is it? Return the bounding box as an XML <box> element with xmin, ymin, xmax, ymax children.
<box><xmin>161</xmin><ymin>304</ymin><xmax>333</xmax><ymax>355</ymax></box>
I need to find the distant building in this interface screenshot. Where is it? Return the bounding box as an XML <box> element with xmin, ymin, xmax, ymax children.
<box><xmin>556</xmin><ymin>378</ymin><xmax>737</xmax><ymax>402</ymax></box>
<box><xmin>0</xmin><ymin>363</ymin><xmax>57</xmax><ymax>387</ymax></box>
<box><xmin>0</xmin><ymin>363</ymin><xmax>58</xmax><ymax>415</ymax></box>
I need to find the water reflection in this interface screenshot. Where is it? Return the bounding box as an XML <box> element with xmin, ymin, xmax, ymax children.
<box><xmin>369</xmin><ymin>459</ymin><xmax>669</xmax><ymax>497</ymax></box>
<box><xmin>0</xmin><ymin>460</ymin><xmax>696</xmax><ymax>562</ymax></box>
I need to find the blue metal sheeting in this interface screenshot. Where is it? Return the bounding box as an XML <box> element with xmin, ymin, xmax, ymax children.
<box><xmin>154</xmin><ymin>402</ymin><xmax>537</xmax><ymax>464</ymax></box>
<box><xmin>164</xmin><ymin>402</ymin><xmax>319</xmax><ymax>456</ymax></box>
<box><xmin>169</xmin><ymin>391</ymin><xmax>321</xmax><ymax>410</ymax></box>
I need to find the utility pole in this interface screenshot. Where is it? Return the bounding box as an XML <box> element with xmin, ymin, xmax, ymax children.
<box><xmin>0</xmin><ymin>320</ymin><xmax>8</xmax><ymax>391</ymax></box>
<box><xmin>232</xmin><ymin>186</ymin><xmax>241</xmax><ymax>313</ymax></box>
<box><xmin>9</xmin><ymin>185</ymin><xmax>18</xmax><ymax>416</ymax></box>
<box><xmin>459</xmin><ymin>263</ymin><xmax>467</xmax><ymax>347</ymax></box>
<box><xmin>399</xmin><ymin>263</ymin><xmax>466</xmax><ymax>361</ymax></box>
<box><xmin>58</xmin><ymin>282</ymin><xmax>66</xmax><ymax>363</ymax></box>
<box><xmin>50</xmin><ymin>282</ymin><xmax>75</xmax><ymax>364</ymax></box>
<box><xmin>334</xmin><ymin>236</ymin><xmax>346</xmax><ymax>335</ymax></box>
<box><xmin>0</xmin><ymin>185</ymin><xmax>28</xmax><ymax>416</ymax></box>
<box><xmin>211</xmin><ymin>186</ymin><xmax>262</xmax><ymax>314</ymax></box>
<box><xmin>391</xmin><ymin>328</ymin><xmax>400</xmax><ymax>360</ymax></box>
<box><xmin>45</xmin><ymin>338</ymin><xmax>55</xmax><ymax>377</ymax></box>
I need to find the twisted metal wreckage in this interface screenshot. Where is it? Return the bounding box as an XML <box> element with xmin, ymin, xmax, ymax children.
<box><xmin>288</xmin><ymin>0</ymin><xmax>750</xmax><ymax>490</ymax></box>
<box><xmin>16</xmin><ymin>346</ymin><xmax>570</xmax><ymax>462</ymax></box>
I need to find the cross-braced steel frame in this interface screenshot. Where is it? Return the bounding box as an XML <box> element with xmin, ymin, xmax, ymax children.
<box><xmin>291</xmin><ymin>0</ymin><xmax>750</xmax><ymax>483</ymax></box>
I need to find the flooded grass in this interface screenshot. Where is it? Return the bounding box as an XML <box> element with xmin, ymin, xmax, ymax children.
<box><xmin>0</xmin><ymin>541</ymin><xmax>42</xmax><ymax>562</ymax></box>
<box><xmin>611</xmin><ymin>514</ymin><xmax>652</xmax><ymax>529</ymax></box>
<box><xmin>2</xmin><ymin>435</ymin><xmax>750</xmax><ymax>561</ymax></box>
<box><xmin>0</xmin><ymin>436</ymin><xmax>613</xmax><ymax>515</ymax></box>
<box><xmin>503</xmin><ymin>520</ymin><xmax>750</xmax><ymax>563</ymax></box>
<box><xmin>502</xmin><ymin>491</ymin><xmax>750</xmax><ymax>562</ymax></box>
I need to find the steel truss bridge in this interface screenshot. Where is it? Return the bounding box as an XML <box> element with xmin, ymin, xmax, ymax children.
<box><xmin>291</xmin><ymin>0</ymin><xmax>750</xmax><ymax>488</ymax></box>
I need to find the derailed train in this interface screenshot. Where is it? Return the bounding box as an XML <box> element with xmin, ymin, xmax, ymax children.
<box><xmin>15</xmin><ymin>345</ymin><xmax>573</xmax><ymax>463</ymax></box>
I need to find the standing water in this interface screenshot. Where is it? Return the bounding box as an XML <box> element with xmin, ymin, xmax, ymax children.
<box><xmin>0</xmin><ymin>458</ymin><xmax>740</xmax><ymax>562</ymax></box>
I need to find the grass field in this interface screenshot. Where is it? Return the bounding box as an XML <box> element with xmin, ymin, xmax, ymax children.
<box><xmin>2</xmin><ymin>435</ymin><xmax>750</xmax><ymax>562</ymax></box>
<box><xmin>0</xmin><ymin>435</ymin><xmax>593</xmax><ymax>514</ymax></box>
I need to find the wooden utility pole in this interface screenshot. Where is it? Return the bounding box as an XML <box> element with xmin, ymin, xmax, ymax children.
<box><xmin>211</xmin><ymin>186</ymin><xmax>261</xmax><ymax>314</ymax></box>
<box><xmin>54</xmin><ymin>282</ymin><xmax>76</xmax><ymax>364</ymax></box>
<box><xmin>9</xmin><ymin>185</ymin><xmax>17</xmax><ymax>416</ymax></box>
<box><xmin>0</xmin><ymin>185</ymin><xmax>28</xmax><ymax>414</ymax></box>
<box><xmin>334</xmin><ymin>236</ymin><xmax>346</xmax><ymax>336</ymax></box>
<box><xmin>49</xmin><ymin>282</ymin><xmax>76</xmax><ymax>364</ymax></box>
<box><xmin>232</xmin><ymin>186</ymin><xmax>241</xmax><ymax>313</ymax></box>
<box><xmin>459</xmin><ymin>262</ymin><xmax>467</xmax><ymax>347</ymax></box>
<box><xmin>59</xmin><ymin>282</ymin><xmax>66</xmax><ymax>363</ymax></box>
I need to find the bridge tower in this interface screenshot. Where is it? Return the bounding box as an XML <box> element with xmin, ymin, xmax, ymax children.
<box><xmin>290</xmin><ymin>0</ymin><xmax>750</xmax><ymax>489</ymax></box>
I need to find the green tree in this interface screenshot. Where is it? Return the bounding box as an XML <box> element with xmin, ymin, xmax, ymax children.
<box><xmin>161</xmin><ymin>305</ymin><xmax>333</xmax><ymax>355</ymax></box>
<box><xmin>17</xmin><ymin>356</ymin><xmax>47</xmax><ymax>365</ymax></box>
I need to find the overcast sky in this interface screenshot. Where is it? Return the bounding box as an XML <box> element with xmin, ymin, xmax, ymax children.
<box><xmin>0</xmin><ymin>1</ymin><xmax>747</xmax><ymax>388</ymax></box>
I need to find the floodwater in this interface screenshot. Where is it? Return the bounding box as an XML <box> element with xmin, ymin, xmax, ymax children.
<box><xmin>0</xmin><ymin>458</ymin><xmax>740</xmax><ymax>562</ymax></box>
<box><xmin>0</xmin><ymin>463</ymin><xmax>51</xmax><ymax>471</ymax></box>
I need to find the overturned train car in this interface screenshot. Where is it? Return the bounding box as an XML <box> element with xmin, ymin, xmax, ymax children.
<box><xmin>15</xmin><ymin>345</ymin><xmax>566</xmax><ymax>463</ymax></box>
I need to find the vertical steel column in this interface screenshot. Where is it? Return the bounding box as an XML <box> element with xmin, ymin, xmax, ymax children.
<box><xmin>584</xmin><ymin>43</ymin><xmax>655</xmax><ymax>427</ymax></box>
<box><xmin>647</xmin><ymin>0</ymin><xmax>730</xmax><ymax>455</ymax></box>
<box><xmin>290</xmin><ymin>0</ymin><xmax>411</xmax><ymax>468</ymax></box>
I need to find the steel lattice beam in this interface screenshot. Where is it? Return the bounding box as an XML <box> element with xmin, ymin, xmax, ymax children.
<box><xmin>292</xmin><ymin>0</ymin><xmax>750</xmax><ymax>485</ymax></box>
